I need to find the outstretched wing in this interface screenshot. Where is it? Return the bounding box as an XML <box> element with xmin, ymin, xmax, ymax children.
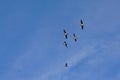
<box><xmin>73</xmin><ymin>33</ymin><xmax>76</xmax><ymax>37</ymax></box>
<box><xmin>65</xmin><ymin>35</ymin><xmax>68</xmax><ymax>39</ymax></box>
<box><xmin>80</xmin><ymin>20</ymin><xmax>83</xmax><ymax>24</ymax></box>
<box><xmin>65</xmin><ymin>63</ymin><xmax>68</xmax><ymax>67</ymax></box>
<box><xmin>63</xmin><ymin>29</ymin><xmax>66</xmax><ymax>33</ymax></box>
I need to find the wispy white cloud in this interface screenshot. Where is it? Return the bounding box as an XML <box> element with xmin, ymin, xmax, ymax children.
<box><xmin>27</xmin><ymin>43</ymin><xmax>98</xmax><ymax>80</ymax></box>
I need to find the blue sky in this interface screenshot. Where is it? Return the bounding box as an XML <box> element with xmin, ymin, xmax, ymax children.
<box><xmin>0</xmin><ymin>0</ymin><xmax>120</xmax><ymax>80</ymax></box>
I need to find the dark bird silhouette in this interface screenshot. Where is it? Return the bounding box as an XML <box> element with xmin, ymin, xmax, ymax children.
<box><xmin>80</xmin><ymin>19</ymin><xmax>84</xmax><ymax>30</ymax></box>
<box><xmin>73</xmin><ymin>33</ymin><xmax>77</xmax><ymax>42</ymax></box>
<box><xmin>64</xmin><ymin>63</ymin><xmax>68</xmax><ymax>67</ymax></box>
<box><xmin>63</xmin><ymin>29</ymin><xmax>68</xmax><ymax>39</ymax></box>
<box><xmin>64</xmin><ymin>41</ymin><xmax>68</xmax><ymax>48</ymax></box>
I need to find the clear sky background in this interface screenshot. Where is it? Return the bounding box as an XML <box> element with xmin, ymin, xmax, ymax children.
<box><xmin>0</xmin><ymin>0</ymin><xmax>120</xmax><ymax>80</ymax></box>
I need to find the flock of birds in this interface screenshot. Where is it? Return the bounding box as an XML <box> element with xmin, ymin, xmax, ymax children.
<box><xmin>63</xmin><ymin>19</ymin><xmax>84</xmax><ymax>67</ymax></box>
<box><xmin>63</xmin><ymin>19</ymin><xmax>84</xmax><ymax>48</ymax></box>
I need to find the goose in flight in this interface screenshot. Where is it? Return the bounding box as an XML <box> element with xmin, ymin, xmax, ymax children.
<box><xmin>73</xmin><ymin>33</ymin><xmax>77</xmax><ymax>42</ymax></box>
<box><xmin>63</xmin><ymin>29</ymin><xmax>68</xmax><ymax>39</ymax></box>
<box><xmin>64</xmin><ymin>41</ymin><xmax>68</xmax><ymax>48</ymax></box>
<box><xmin>80</xmin><ymin>19</ymin><xmax>84</xmax><ymax>30</ymax></box>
